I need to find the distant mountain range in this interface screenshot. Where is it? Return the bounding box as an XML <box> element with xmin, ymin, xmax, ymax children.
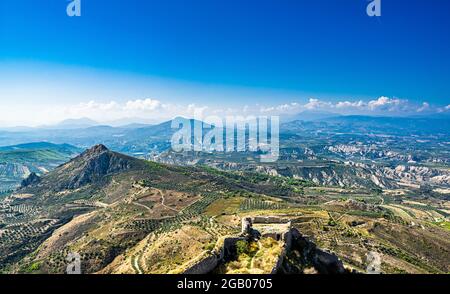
<box><xmin>281</xmin><ymin>115</ymin><xmax>450</xmax><ymax>135</ymax></box>
<box><xmin>47</xmin><ymin>118</ymin><xmax>100</xmax><ymax>129</ymax></box>
<box><xmin>0</xmin><ymin>115</ymin><xmax>448</xmax><ymax>159</ymax></box>
<box><xmin>281</xmin><ymin>110</ymin><xmax>341</xmax><ymax>122</ymax></box>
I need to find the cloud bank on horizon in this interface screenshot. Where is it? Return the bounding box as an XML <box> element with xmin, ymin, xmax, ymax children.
<box><xmin>2</xmin><ymin>62</ymin><xmax>447</xmax><ymax>127</ymax></box>
<box><xmin>260</xmin><ymin>97</ymin><xmax>450</xmax><ymax>116</ymax></box>
<box><xmin>1</xmin><ymin>96</ymin><xmax>448</xmax><ymax>128</ymax></box>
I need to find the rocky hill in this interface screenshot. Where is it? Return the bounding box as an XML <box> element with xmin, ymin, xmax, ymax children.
<box><xmin>37</xmin><ymin>144</ymin><xmax>140</xmax><ymax>190</ymax></box>
<box><xmin>154</xmin><ymin>151</ymin><xmax>450</xmax><ymax>190</ymax></box>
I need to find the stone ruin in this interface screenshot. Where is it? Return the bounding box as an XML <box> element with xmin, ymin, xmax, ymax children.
<box><xmin>183</xmin><ymin>216</ymin><xmax>352</xmax><ymax>274</ymax></box>
<box><xmin>240</xmin><ymin>215</ymin><xmax>353</xmax><ymax>274</ymax></box>
<box><xmin>241</xmin><ymin>215</ymin><xmax>292</xmax><ymax>242</ymax></box>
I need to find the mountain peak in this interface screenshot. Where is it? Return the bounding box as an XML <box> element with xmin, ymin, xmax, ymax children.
<box><xmin>29</xmin><ymin>144</ymin><xmax>140</xmax><ymax>190</ymax></box>
<box><xmin>87</xmin><ymin>144</ymin><xmax>109</xmax><ymax>154</ymax></box>
<box><xmin>21</xmin><ymin>172</ymin><xmax>41</xmax><ymax>188</ymax></box>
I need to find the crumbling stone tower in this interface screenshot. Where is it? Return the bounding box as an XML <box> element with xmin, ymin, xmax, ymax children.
<box><xmin>241</xmin><ymin>217</ymin><xmax>252</xmax><ymax>235</ymax></box>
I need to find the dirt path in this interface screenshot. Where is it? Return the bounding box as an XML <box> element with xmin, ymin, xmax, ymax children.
<box><xmin>155</xmin><ymin>188</ymin><xmax>179</xmax><ymax>213</ymax></box>
<box><xmin>133</xmin><ymin>255</ymin><xmax>143</xmax><ymax>274</ymax></box>
<box><xmin>133</xmin><ymin>201</ymin><xmax>152</xmax><ymax>212</ymax></box>
<box><xmin>131</xmin><ymin>187</ymin><xmax>179</xmax><ymax>213</ymax></box>
<box><xmin>336</xmin><ymin>213</ymin><xmax>348</xmax><ymax>222</ymax></box>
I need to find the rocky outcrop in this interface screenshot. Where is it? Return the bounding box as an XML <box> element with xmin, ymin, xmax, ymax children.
<box><xmin>20</xmin><ymin>172</ymin><xmax>41</xmax><ymax>187</ymax></box>
<box><xmin>285</xmin><ymin>228</ymin><xmax>351</xmax><ymax>274</ymax></box>
<box><xmin>16</xmin><ymin>144</ymin><xmax>143</xmax><ymax>195</ymax></box>
<box><xmin>65</xmin><ymin>150</ymin><xmax>131</xmax><ymax>189</ymax></box>
<box><xmin>53</xmin><ymin>145</ymin><xmax>137</xmax><ymax>190</ymax></box>
<box><xmin>339</xmin><ymin>199</ymin><xmax>383</xmax><ymax>213</ymax></box>
<box><xmin>271</xmin><ymin>230</ymin><xmax>294</xmax><ymax>274</ymax></box>
<box><xmin>312</xmin><ymin>250</ymin><xmax>347</xmax><ymax>274</ymax></box>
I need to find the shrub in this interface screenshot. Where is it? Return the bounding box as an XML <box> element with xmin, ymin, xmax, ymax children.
<box><xmin>236</xmin><ymin>240</ymin><xmax>249</xmax><ymax>256</ymax></box>
<box><xmin>204</xmin><ymin>242</ymin><xmax>215</xmax><ymax>252</ymax></box>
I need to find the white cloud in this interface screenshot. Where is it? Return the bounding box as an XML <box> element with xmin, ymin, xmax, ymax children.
<box><xmin>304</xmin><ymin>98</ymin><xmax>333</xmax><ymax>110</ymax></box>
<box><xmin>38</xmin><ymin>99</ymin><xmax>204</xmax><ymax>126</ymax></box>
<box><xmin>75</xmin><ymin>101</ymin><xmax>120</xmax><ymax>111</ymax></box>
<box><xmin>56</xmin><ymin>98</ymin><xmax>446</xmax><ymax>124</ymax></box>
<box><xmin>436</xmin><ymin>104</ymin><xmax>450</xmax><ymax>113</ymax></box>
<box><xmin>367</xmin><ymin>96</ymin><xmax>408</xmax><ymax>111</ymax></box>
<box><xmin>257</xmin><ymin>96</ymin><xmax>443</xmax><ymax>117</ymax></box>
<box><xmin>260</xmin><ymin>102</ymin><xmax>300</xmax><ymax>113</ymax></box>
<box><xmin>336</xmin><ymin>100</ymin><xmax>366</xmax><ymax>109</ymax></box>
<box><xmin>1</xmin><ymin>95</ymin><xmax>447</xmax><ymax>127</ymax></box>
<box><xmin>417</xmin><ymin>102</ymin><xmax>430</xmax><ymax>112</ymax></box>
<box><xmin>124</xmin><ymin>99</ymin><xmax>162</xmax><ymax>111</ymax></box>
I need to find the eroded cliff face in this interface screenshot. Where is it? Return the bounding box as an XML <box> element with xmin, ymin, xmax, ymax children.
<box><xmin>154</xmin><ymin>146</ymin><xmax>450</xmax><ymax>190</ymax></box>
<box><xmin>159</xmin><ymin>154</ymin><xmax>450</xmax><ymax>190</ymax></box>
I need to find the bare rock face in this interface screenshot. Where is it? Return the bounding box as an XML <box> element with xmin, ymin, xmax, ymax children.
<box><xmin>21</xmin><ymin>172</ymin><xmax>41</xmax><ymax>187</ymax></box>
<box><xmin>61</xmin><ymin>144</ymin><xmax>133</xmax><ymax>189</ymax></box>
<box><xmin>342</xmin><ymin>199</ymin><xmax>382</xmax><ymax>212</ymax></box>
<box><xmin>312</xmin><ymin>250</ymin><xmax>346</xmax><ymax>274</ymax></box>
<box><xmin>282</xmin><ymin>228</ymin><xmax>351</xmax><ymax>274</ymax></box>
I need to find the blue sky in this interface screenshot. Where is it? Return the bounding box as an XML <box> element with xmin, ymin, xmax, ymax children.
<box><xmin>0</xmin><ymin>0</ymin><xmax>449</xmax><ymax>125</ymax></box>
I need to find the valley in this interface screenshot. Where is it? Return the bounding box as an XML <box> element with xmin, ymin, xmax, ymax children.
<box><xmin>0</xmin><ymin>143</ymin><xmax>81</xmax><ymax>192</ymax></box>
<box><xmin>0</xmin><ymin>116</ymin><xmax>449</xmax><ymax>274</ymax></box>
<box><xmin>0</xmin><ymin>142</ymin><xmax>448</xmax><ymax>274</ymax></box>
